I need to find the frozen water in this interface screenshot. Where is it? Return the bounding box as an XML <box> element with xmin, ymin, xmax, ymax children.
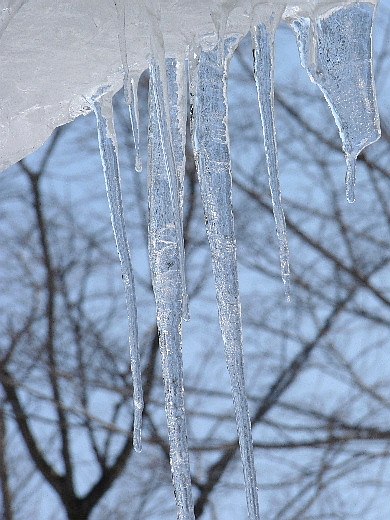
<box><xmin>113</xmin><ymin>0</ymin><xmax>142</xmax><ymax>172</ymax></box>
<box><xmin>148</xmin><ymin>58</ymin><xmax>194</xmax><ymax>520</ymax></box>
<box><xmin>252</xmin><ymin>11</ymin><xmax>291</xmax><ymax>297</ymax></box>
<box><xmin>88</xmin><ymin>4</ymin><xmax>382</xmax><ymax>514</ymax></box>
<box><xmin>90</xmin><ymin>91</ymin><xmax>143</xmax><ymax>453</ymax></box>
<box><xmin>166</xmin><ymin>57</ymin><xmax>187</xmax><ymax>223</ymax></box>
<box><xmin>0</xmin><ymin>1</ymin><xmax>382</xmax><ymax>519</ymax></box>
<box><xmin>190</xmin><ymin>36</ymin><xmax>260</xmax><ymax>519</ymax></box>
<box><xmin>291</xmin><ymin>2</ymin><xmax>380</xmax><ymax>202</ymax></box>
<box><xmin>0</xmin><ymin>0</ymin><xmax>376</xmax><ymax>171</ymax></box>
<box><xmin>149</xmin><ymin>58</ymin><xmax>189</xmax><ymax>320</ymax></box>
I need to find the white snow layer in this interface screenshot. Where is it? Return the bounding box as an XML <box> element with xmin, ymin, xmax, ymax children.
<box><xmin>0</xmin><ymin>0</ymin><xmax>375</xmax><ymax>171</ymax></box>
<box><xmin>0</xmin><ymin>1</ymin><xmax>381</xmax><ymax>519</ymax></box>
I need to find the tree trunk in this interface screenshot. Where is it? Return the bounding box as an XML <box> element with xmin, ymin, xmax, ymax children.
<box><xmin>0</xmin><ymin>407</ymin><xmax>13</xmax><ymax>520</ymax></box>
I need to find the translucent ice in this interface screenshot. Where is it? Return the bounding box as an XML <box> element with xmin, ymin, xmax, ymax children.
<box><xmin>190</xmin><ymin>37</ymin><xmax>260</xmax><ymax>520</ymax></box>
<box><xmin>113</xmin><ymin>0</ymin><xmax>142</xmax><ymax>172</ymax></box>
<box><xmin>91</xmin><ymin>91</ymin><xmax>144</xmax><ymax>452</ymax></box>
<box><xmin>291</xmin><ymin>2</ymin><xmax>380</xmax><ymax>202</ymax></box>
<box><xmin>148</xmin><ymin>59</ymin><xmax>194</xmax><ymax>520</ymax></box>
<box><xmin>252</xmin><ymin>11</ymin><xmax>290</xmax><ymax>296</ymax></box>
<box><xmin>0</xmin><ymin>0</ymin><xmax>380</xmax><ymax>171</ymax></box>
<box><xmin>0</xmin><ymin>2</ymin><xmax>384</xmax><ymax>519</ymax></box>
<box><xmin>166</xmin><ymin>57</ymin><xmax>187</xmax><ymax>220</ymax></box>
<box><xmin>149</xmin><ymin>58</ymin><xmax>189</xmax><ymax>321</ymax></box>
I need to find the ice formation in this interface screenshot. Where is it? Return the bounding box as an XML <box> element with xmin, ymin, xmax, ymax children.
<box><xmin>252</xmin><ymin>6</ymin><xmax>291</xmax><ymax>295</ymax></box>
<box><xmin>90</xmin><ymin>90</ymin><xmax>144</xmax><ymax>453</ymax></box>
<box><xmin>190</xmin><ymin>35</ymin><xmax>261</xmax><ymax>518</ymax></box>
<box><xmin>291</xmin><ymin>2</ymin><xmax>380</xmax><ymax>203</ymax></box>
<box><xmin>148</xmin><ymin>56</ymin><xmax>194</xmax><ymax>517</ymax></box>
<box><xmin>0</xmin><ymin>1</ymin><xmax>380</xmax><ymax>518</ymax></box>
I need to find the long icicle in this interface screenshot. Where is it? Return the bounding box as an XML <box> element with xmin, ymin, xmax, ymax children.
<box><xmin>149</xmin><ymin>57</ymin><xmax>189</xmax><ymax>321</ymax></box>
<box><xmin>148</xmin><ymin>60</ymin><xmax>195</xmax><ymax>520</ymax></box>
<box><xmin>113</xmin><ymin>0</ymin><xmax>143</xmax><ymax>172</ymax></box>
<box><xmin>91</xmin><ymin>91</ymin><xmax>143</xmax><ymax>452</ymax></box>
<box><xmin>190</xmin><ymin>37</ymin><xmax>260</xmax><ymax>520</ymax></box>
<box><xmin>252</xmin><ymin>16</ymin><xmax>291</xmax><ymax>298</ymax></box>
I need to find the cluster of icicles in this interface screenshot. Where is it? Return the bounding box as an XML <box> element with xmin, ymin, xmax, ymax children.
<box><xmin>89</xmin><ymin>2</ymin><xmax>380</xmax><ymax>519</ymax></box>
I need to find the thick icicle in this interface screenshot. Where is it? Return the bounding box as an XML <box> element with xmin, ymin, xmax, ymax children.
<box><xmin>252</xmin><ymin>14</ymin><xmax>291</xmax><ymax>297</ymax></box>
<box><xmin>91</xmin><ymin>91</ymin><xmax>143</xmax><ymax>452</ymax></box>
<box><xmin>291</xmin><ymin>2</ymin><xmax>380</xmax><ymax>202</ymax></box>
<box><xmin>149</xmin><ymin>57</ymin><xmax>189</xmax><ymax>321</ymax></box>
<box><xmin>190</xmin><ymin>37</ymin><xmax>260</xmax><ymax>520</ymax></box>
<box><xmin>113</xmin><ymin>0</ymin><xmax>142</xmax><ymax>172</ymax></box>
<box><xmin>148</xmin><ymin>60</ymin><xmax>194</xmax><ymax>520</ymax></box>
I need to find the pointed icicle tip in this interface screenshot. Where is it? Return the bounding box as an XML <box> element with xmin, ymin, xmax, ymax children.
<box><xmin>252</xmin><ymin>19</ymin><xmax>291</xmax><ymax>300</ymax></box>
<box><xmin>133</xmin><ymin>403</ymin><xmax>143</xmax><ymax>452</ymax></box>
<box><xmin>128</xmin><ymin>77</ymin><xmax>143</xmax><ymax>173</ymax></box>
<box><xmin>345</xmin><ymin>153</ymin><xmax>357</xmax><ymax>204</ymax></box>
<box><xmin>283</xmin><ymin>271</ymin><xmax>292</xmax><ymax>303</ymax></box>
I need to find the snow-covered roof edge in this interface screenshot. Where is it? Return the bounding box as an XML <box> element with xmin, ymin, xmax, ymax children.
<box><xmin>0</xmin><ymin>0</ymin><xmax>375</xmax><ymax>171</ymax></box>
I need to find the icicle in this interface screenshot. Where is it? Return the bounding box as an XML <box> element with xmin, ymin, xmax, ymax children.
<box><xmin>291</xmin><ymin>2</ymin><xmax>380</xmax><ymax>202</ymax></box>
<box><xmin>190</xmin><ymin>37</ymin><xmax>260</xmax><ymax>520</ymax></box>
<box><xmin>90</xmin><ymin>90</ymin><xmax>143</xmax><ymax>452</ymax></box>
<box><xmin>166</xmin><ymin>57</ymin><xmax>187</xmax><ymax>218</ymax></box>
<box><xmin>127</xmin><ymin>77</ymin><xmax>142</xmax><ymax>173</ymax></box>
<box><xmin>113</xmin><ymin>0</ymin><xmax>142</xmax><ymax>172</ymax></box>
<box><xmin>345</xmin><ymin>152</ymin><xmax>357</xmax><ymax>204</ymax></box>
<box><xmin>148</xmin><ymin>61</ymin><xmax>195</xmax><ymax>520</ymax></box>
<box><xmin>252</xmin><ymin>11</ymin><xmax>291</xmax><ymax>298</ymax></box>
<box><xmin>149</xmin><ymin>57</ymin><xmax>189</xmax><ymax>321</ymax></box>
<box><xmin>210</xmin><ymin>0</ymin><xmax>238</xmax><ymax>66</ymax></box>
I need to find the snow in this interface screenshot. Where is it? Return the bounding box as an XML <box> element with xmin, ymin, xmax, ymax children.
<box><xmin>0</xmin><ymin>0</ymin><xmax>381</xmax><ymax>518</ymax></box>
<box><xmin>0</xmin><ymin>0</ymin><xmax>371</xmax><ymax>172</ymax></box>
